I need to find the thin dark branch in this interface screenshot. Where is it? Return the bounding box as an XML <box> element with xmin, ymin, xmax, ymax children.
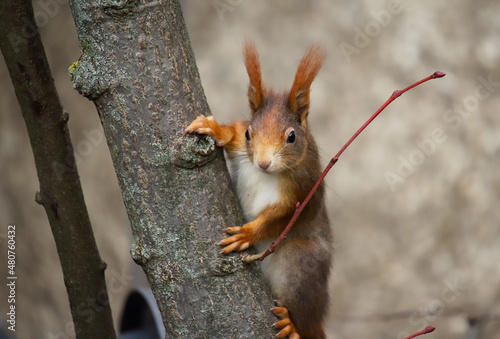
<box><xmin>0</xmin><ymin>0</ymin><xmax>115</xmax><ymax>338</ymax></box>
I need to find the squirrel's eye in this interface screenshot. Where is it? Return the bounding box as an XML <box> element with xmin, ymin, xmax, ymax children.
<box><xmin>286</xmin><ymin>130</ymin><xmax>295</xmax><ymax>143</ymax></box>
<box><xmin>245</xmin><ymin>130</ymin><xmax>250</xmax><ymax>141</ymax></box>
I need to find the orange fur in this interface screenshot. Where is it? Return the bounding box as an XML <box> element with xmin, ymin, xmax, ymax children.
<box><xmin>288</xmin><ymin>45</ymin><xmax>326</xmax><ymax>125</ymax></box>
<box><xmin>243</xmin><ymin>39</ymin><xmax>264</xmax><ymax>115</ymax></box>
<box><xmin>184</xmin><ymin>116</ymin><xmax>247</xmax><ymax>155</ymax></box>
<box><xmin>273</xmin><ymin>305</ymin><xmax>300</xmax><ymax>339</ymax></box>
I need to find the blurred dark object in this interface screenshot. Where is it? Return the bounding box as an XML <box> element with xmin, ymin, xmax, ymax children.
<box><xmin>119</xmin><ymin>288</ymin><xmax>165</xmax><ymax>339</ymax></box>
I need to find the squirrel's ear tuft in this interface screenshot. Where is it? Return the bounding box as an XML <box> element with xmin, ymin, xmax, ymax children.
<box><xmin>288</xmin><ymin>45</ymin><xmax>326</xmax><ymax>126</ymax></box>
<box><xmin>243</xmin><ymin>39</ymin><xmax>264</xmax><ymax>116</ymax></box>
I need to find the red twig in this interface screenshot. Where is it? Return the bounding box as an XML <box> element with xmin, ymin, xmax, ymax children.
<box><xmin>243</xmin><ymin>71</ymin><xmax>445</xmax><ymax>263</ymax></box>
<box><xmin>405</xmin><ymin>326</ymin><xmax>435</xmax><ymax>339</ymax></box>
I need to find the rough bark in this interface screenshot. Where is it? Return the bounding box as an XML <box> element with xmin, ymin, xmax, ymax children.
<box><xmin>0</xmin><ymin>1</ymin><xmax>116</xmax><ymax>338</ymax></box>
<box><xmin>68</xmin><ymin>0</ymin><xmax>275</xmax><ymax>338</ymax></box>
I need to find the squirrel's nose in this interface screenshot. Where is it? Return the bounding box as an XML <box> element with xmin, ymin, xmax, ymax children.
<box><xmin>258</xmin><ymin>160</ymin><xmax>271</xmax><ymax>170</ymax></box>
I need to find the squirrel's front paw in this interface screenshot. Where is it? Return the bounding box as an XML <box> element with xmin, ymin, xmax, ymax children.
<box><xmin>219</xmin><ymin>226</ymin><xmax>254</xmax><ymax>254</ymax></box>
<box><xmin>184</xmin><ymin>115</ymin><xmax>227</xmax><ymax>147</ymax></box>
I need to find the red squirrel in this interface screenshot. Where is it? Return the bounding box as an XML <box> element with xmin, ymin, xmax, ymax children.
<box><xmin>185</xmin><ymin>40</ymin><xmax>333</xmax><ymax>339</ymax></box>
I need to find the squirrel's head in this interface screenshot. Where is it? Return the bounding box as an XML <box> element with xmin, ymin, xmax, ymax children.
<box><xmin>242</xmin><ymin>40</ymin><xmax>326</xmax><ymax>173</ymax></box>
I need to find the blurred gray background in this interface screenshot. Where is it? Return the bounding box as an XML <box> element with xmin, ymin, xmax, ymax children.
<box><xmin>0</xmin><ymin>0</ymin><xmax>499</xmax><ymax>338</ymax></box>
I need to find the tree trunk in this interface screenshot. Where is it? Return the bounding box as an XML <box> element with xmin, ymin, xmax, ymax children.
<box><xmin>68</xmin><ymin>0</ymin><xmax>276</xmax><ymax>337</ymax></box>
<box><xmin>0</xmin><ymin>0</ymin><xmax>116</xmax><ymax>338</ymax></box>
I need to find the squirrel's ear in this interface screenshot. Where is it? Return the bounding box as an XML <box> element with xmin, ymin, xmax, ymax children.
<box><xmin>243</xmin><ymin>39</ymin><xmax>264</xmax><ymax>116</ymax></box>
<box><xmin>288</xmin><ymin>45</ymin><xmax>326</xmax><ymax>126</ymax></box>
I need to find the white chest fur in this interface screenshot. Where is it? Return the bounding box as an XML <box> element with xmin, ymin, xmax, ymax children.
<box><xmin>226</xmin><ymin>154</ymin><xmax>284</xmax><ymax>292</ymax></box>
<box><xmin>227</xmin><ymin>155</ymin><xmax>280</xmax><ymax>222</ymax></box>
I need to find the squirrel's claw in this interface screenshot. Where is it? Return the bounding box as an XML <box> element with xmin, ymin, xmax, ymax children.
<box><xmin>219</xmin><ymin>226</ymin><xmax>253</xmax><ymax>253</ymax></box>
<box><xmin>184</xmin><ymin>115</ymin><xmax>213</xmax><ymax>135</ymax></box>
<box><xmin>272</xmin><ymin>306</ymin><xmax>300</xmax><ymax>339</ymax></box>
<box><xmin>184</xmin><ymin>115</ymin><xmax>228</xmax><ymax>147</ymax></box>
